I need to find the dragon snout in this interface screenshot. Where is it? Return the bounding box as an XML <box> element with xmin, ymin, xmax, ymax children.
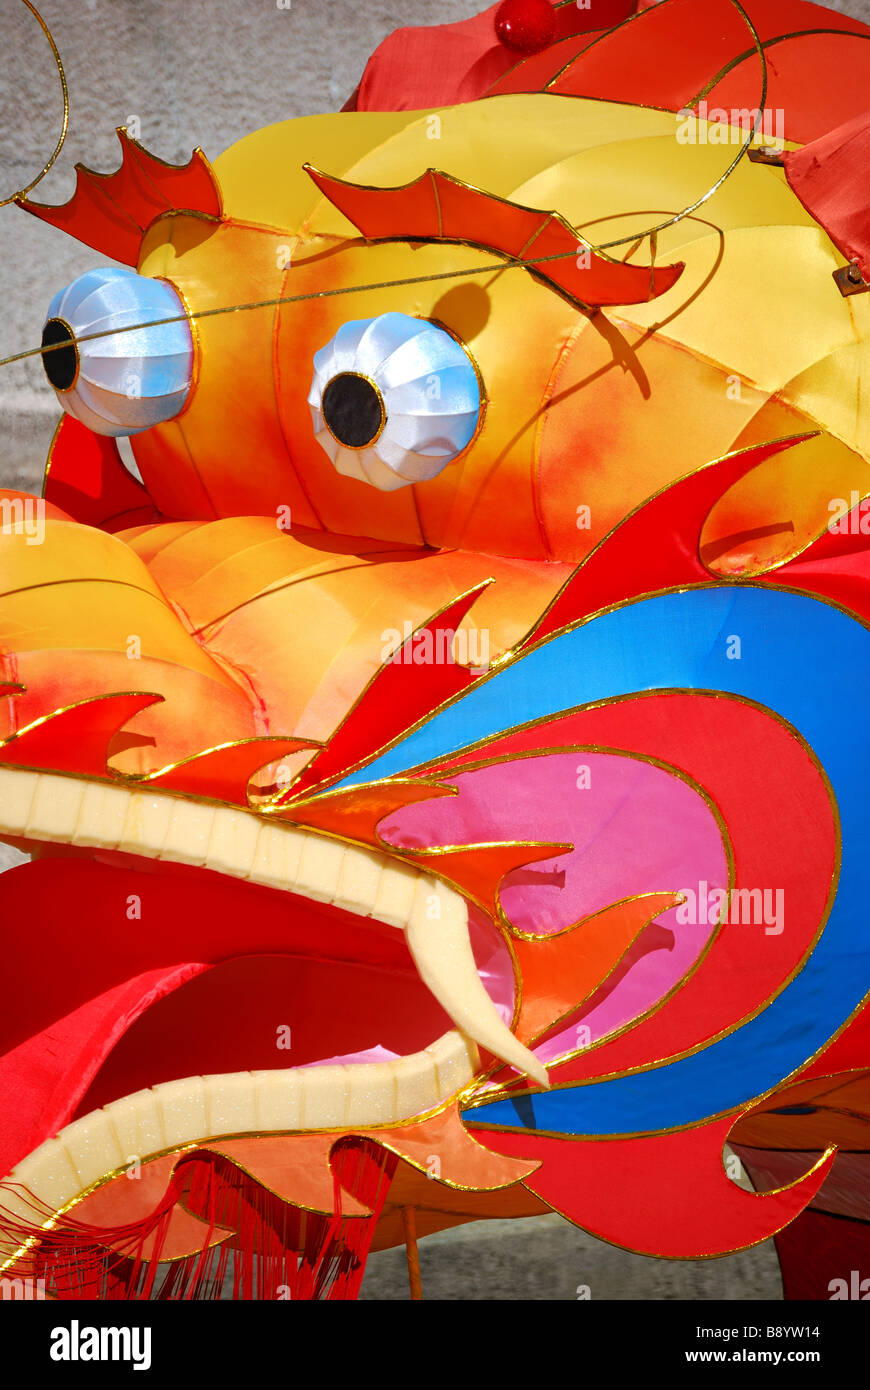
<box><xmin>41</xmin><ymin>266</ymin><xmax>193</xmax><ymax>437</ymax></box>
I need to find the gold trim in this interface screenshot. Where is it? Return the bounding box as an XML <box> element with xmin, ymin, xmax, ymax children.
<box><xmin>689</xmin><ymin>26</ymin><xmax>870</xmax><ymax>108</ymax></box>
<box><xmin>40</xmin><ymin>415</ymin><xmax>64</xmax><ymax>501</ymax></box>
<box><xmin>418</xmin><ymin>313</ymin><xmax>488</xmax><ymax>472</ymax></box>
<box><xmin>444</xmin><ymin>740</ymin><xmax>733</xmax><ymax>1091</ymax></box>
<box><xmin>303</xmin><ymin>159</ymin><xmax>639</xmax><ymax>270</ymax></box>
<box><xmin>460</xmin><ymin>685</ymin><xmax>840</xmax><ymax>1110</ymax></box>
<box><xmin>270</xmin><ymin>577</ymin><xmax>495</xmax><ymax>801</ymax></box>
<box><xmin>535</xmin><ymin>0</ymin><xmax>770</xmax><ymax>254</ymax></box>
<box><xmin>0</xmin><ymin>1082</ymin><xmax>492</xmax><ymax>1274</ymax></box>
<box><xmin>121</xmin><ymin>734</ymin><xmax>323</xmax><ymax>790</ymax></box>
<box><xmin>511</xmin><ymin>1145</ymin><xmax>836</xmax><ymax>1262</ymax></box>
<box><xmin>268</xmin><ymin>433</ymin><xmax>820</xmax><ymax>802</ymax></box>
<box><xmin>153</xmin><ymin>274</ymin><xmax>200</xmax><ymax>424</ymax></box>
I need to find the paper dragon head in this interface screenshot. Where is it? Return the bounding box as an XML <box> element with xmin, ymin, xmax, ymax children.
<box><xmin>1</xmin><ymin>0</ymin><xmax>869</xmax><ymax>1300</ymax></box>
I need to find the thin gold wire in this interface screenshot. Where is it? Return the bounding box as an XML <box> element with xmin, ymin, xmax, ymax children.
<box><xmin>0</xmin><ymin>0</ymin><xmax>770</xmax><ymax>375</ymax></box>
<box><xmin>0</xmin><ymin>1</ymin><xmax>68</xmax><ymax>209</ymax></box>
<box><xmin>0</xmin><ymin>241</ymin><xmax>643</xmax><ymax>373</ymax></box>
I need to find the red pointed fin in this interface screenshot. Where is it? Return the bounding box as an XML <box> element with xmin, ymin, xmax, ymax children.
<box><xmin>473</xmin><ymin>1117</ymin><xmax>835</xmax><ymax>1257</ymax></box>
<box><xmin>276</xmin><ymin>781</ymin><xmax>454</xmax><ymax>845</ymax></box>
<box><xmin>17</xmin><ymin>128</ymin><xmax>222</xmax><ymax>265</ymax></box>
<box><xmin>784</xmin><ymin>109</ymin><xmax>870</xmax><ymax>281</ymax></box>
<box><xmin>392</xmin><ymin>840</ymin><xmax>571</xmax><ymax>919</ymax></box>
<box><xmin>527</xmin><ymin>434</ymin><xmax>814</xmax><ymax>645</ymax></box>
<box><xmin>305</xmin><ymin>164</ymin><xmax>683</xmax><ymax>307</ymax></box>
<box><xmin>0</xmin><ymin>692</ymin><xmax>163</xmax><ymax>778</ymax></box>
<box><xmin>286</xmin><ymin>584</ymin><xmax>489</xmax><ymax>799</ymax></box>
<box><xmin>140</xmin><ymin>736</ymin><xmax>318</xmax><ymax>807</ymax></box>
<box><xmin>512</xmin><ymin>892</ymin><xmax>683</xmax><ymax>1046</ymax></box>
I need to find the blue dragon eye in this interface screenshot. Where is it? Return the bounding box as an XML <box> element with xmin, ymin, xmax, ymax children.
<box><xmin>41</xmin><ymin>266</ymin><xmax>194</xmax><ymax>437</ymax></box>
<box><xmin>308</xmin><ymin>312</ymin><xmax>483</xmax><ymax>490</ymax></box>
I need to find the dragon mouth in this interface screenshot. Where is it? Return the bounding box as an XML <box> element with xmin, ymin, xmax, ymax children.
<box><xmin>0</xmin><ymin>764</ymin><xmax>546</xmax><ymax>1227</ymax></box>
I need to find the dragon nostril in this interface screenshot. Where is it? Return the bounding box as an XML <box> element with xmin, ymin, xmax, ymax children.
<box><xmin>321</xmin><ymin>372</ymin><xmax>385</xmax><ymax>449</ymax></box>
<box><xmin>41</xmin><ymin>318</ymin><xmax>78</xmax><ymax>392</ymax></box>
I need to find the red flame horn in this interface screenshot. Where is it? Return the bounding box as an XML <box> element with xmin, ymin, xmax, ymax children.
<box><xmin>305</xmin><ymin>164</ymin><xmax>683</xmax><ymax>307</ymax></box>
<box><xmin>17</xmin><ymin>128</ymin><xmax>222</xmax><ymax>265</ymax></box>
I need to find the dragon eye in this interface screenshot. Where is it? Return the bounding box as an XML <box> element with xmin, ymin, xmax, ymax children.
<box><xmin>321</xmin><ymin>372</ymin><xmax>386</xmax><ymax>449</ymax></box>
<box><xmin>41</xmin><ymin>318</ymin><xmax>79</xmax><ymax>391</ymax></box>
<box><xmin>41</xmin><ymin>267</ymin><xmax>194</xmax><ymax>437</ymax></box>
<box><xmin>308</xmin><ymin>312</ymin><xmax>482</xmax><ymax>491</ymax></box>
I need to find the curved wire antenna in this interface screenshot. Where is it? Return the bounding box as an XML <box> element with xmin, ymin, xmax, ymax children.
<box><xmin>543</xmin><ymin>0</ymin><xmax>769</xmax><ymax>252</ymax></box>
<box><xmin>0</xmin><ymin>0</ymin><xmax>769</xmax><ymax>374</ymax></box>
<box><xmin>0</xmin><ymin>1</ymin><xmax>69</xmax><ymax>209</ymax></box>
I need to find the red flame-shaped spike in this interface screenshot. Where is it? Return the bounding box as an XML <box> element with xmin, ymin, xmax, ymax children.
<box><xmin>17</xmin><ymin>128</ymin><xmax>222</xmax><ymax>265</ymax></box>
<box><xmin>0</xmin><ymin>692</ymin><xmax>163</xmax><ymax>778</ymax></box>
<box><xmin>286</xmin><ymin>583</ymin><xmax>490</xmax><ymax>799</ymax></box>
<box><xmin>525</xmin><ymin>434</ymin><xmax>814</xmax><ymax>646</ymax></box>
<box><xmin>140</xmin><ymin>736</ymin><xmax>319</xmax><ymax>807</ymax></box>
<box><xmin>305</xmin><ymin>165</ymin><xmax>683</xmax><ymax>308</ymax></box>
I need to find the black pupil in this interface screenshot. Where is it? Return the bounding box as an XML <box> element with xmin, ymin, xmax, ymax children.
<box><xmin>322</xmin><ymin>373</ymin><xmax>383</xmax><ymax>448</ymax></box>
<box><xmin>41</xmin><ymin>318</ymin><xmax>78</xmax><ymax>391</ymax></box>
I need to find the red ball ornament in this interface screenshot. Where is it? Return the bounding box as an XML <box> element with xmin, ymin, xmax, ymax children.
<box><xmin>495</xmin><ymin>0</ymin><xmax>557</xmax><ymax>55</ymax></box>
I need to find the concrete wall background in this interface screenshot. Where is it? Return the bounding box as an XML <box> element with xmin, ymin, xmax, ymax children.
<box><xmin>1</xmin><ymin>0</ymin><xmax>864</xmax><ymax>1298</ymax></box>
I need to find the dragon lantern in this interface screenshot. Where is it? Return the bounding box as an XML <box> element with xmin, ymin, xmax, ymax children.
<box><xmin>1</xmin><ymin>0</ymin><xmax>870</xmax><ymax>1301</ymax></box>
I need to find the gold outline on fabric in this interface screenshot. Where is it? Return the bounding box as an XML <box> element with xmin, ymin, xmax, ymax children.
<box><xmin>302</xmin><ymin>161</ymin><xmax>614</xmax><ymax>262</ymax></box>
<box><xmin>460</xmin><ymin>684</ymin><xmax>840</xmax><ymax>1113</ymax></box>
<box><xmin>437</xmin><ymin>740</ymin><xmax>732</xmax><ymax>1091</ymax></box>
<box><xmin>543</xmin><ymin>2</ymin><xmax>649</xmax><ymax>92</ymax></box>
<box><xmin>511</xmin><ymin>1144</ymin><xmax>836</xmax><ymax>1262</ymax></box>
<box><xmin>0</xmin><ymin>690</ymin><xmax>160</xmax><ymax>754</ymax></box>
<box><xmin>0</xmin><ymin>1079</ymin><xmax>517</xmax><ymax>1274</ymax></box>
<box><xmin>532</xmin><ymin>0</ymin><xmax>770</xmax><ymax>254</ymax></box>
<box><xmin>0</xmin><ymin>211</ymin><xmax>701</xmax><ymax>374</ymax></box>
<box><xmin>126</xmin><ymin>734</ymin><xmax>323</xmax><ymax>790</ymax></box>
<box><xmin>0</xmin><ymin>749</ymin><xmax>537</xmax><ymax>1164</ymax></box>
<box><xmin>688</xmin><ymin>27</ymin><xmax>870</xmax><ymax>108</ymax></box>
<box><xmin>466</xmin><ymin>891</ymin><xmax>687</xmax><ymax>1098</ymax></box>
<box><xmin>436</xmin><ymin>743</ymin><xmax>733</xmax><ymax>942</ymax></box>
<box><xmin>0</xmin><ymin>741</ymin><xmax>539</xmax><ymax>1086</ymax></box>
<box><xmin>327</xmin><ymin>658</ymin><xmax>842</xmax><ymax>1115</ymax></box>
<box><xmin>268</xmin><ymin>577</ymin><xmax>495</xmax><ymax>801</ymax></box>
<box><xmin>4</xmin><ymin>665</ymin><xmax>840</xmax><ymax>1125</ymax></box>
<box><xmin>265</xmin><ymin>433</ymin><xmax>819</xmax><ymax>802</ymax></box>
<box><xmin>152</xmin><ymin>274</ymin><xmax>200</xmax><ymax>425</ymax></box>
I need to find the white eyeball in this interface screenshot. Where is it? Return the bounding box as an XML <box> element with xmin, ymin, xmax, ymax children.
<box><xmin>308</xmin><ymin>312</ymin><xmax>482</xmax><ymax>491</ymax></box>
<box><xmin>41</xmin><ymin>267</ymin><xmax>193</xmax><ymax>437</ymax></box>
